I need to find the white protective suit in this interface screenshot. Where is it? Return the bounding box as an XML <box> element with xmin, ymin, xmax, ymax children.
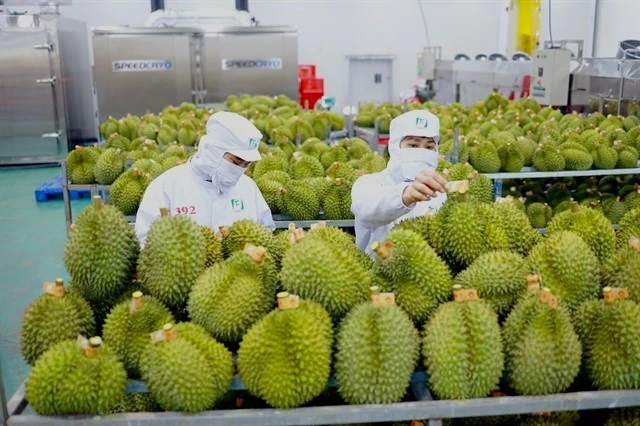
<box><xmin>135</xmin><ymin>111</ymin><xmax>275</xmax><ymax>246</ymax></box>
<box><xmin>351</xmin><ymin>110</ymin><xmax>447</xmax><ymax>257</ymax></box>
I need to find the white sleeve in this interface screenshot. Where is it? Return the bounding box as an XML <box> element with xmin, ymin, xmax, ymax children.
<box><xmin>134</xmin><ymin>179</ymin><xmax>168</xmax><ymax>246</ymax></box>
<box><xmin>351</xmin><ymin>175</ymin><xmax>414</xmax><ymax>228</ymax></box>
<box><xmin>254</xmin><ymin>184</ymin><xmax>276</xmax><ymax>232</ymax></box>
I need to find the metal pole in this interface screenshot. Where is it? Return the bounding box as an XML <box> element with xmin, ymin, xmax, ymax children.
<box><xmin>236</xmin><ymin>0</ymin><xmax>249</xmax><ymax>12</ymax></box>
<box><xmin>150</xmin><ymin>0</ymin><xmax>164</xmax><ymax>12</ymax></box>
<box><xmin>61</xmin><ymin>160</ymin><xmax>72</xmax><ymax>233</ymax></box>
<box><xmin>0</xmin><ymin>361</ymin><xmax>8</xmax><ymax>426</ymax></box>
<box><xmin>617</xmin><ymin>60</ymin><xmax>624</xmax><ymax>116</ymax></box>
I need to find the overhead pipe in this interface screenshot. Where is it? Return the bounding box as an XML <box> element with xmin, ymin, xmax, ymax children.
<box><xmin>151</xmin><ymin>0</ymin><xmax>164</xmax><ymax>13</ymax></box>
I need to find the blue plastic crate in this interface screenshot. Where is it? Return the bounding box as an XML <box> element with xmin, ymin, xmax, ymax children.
<box><xmin>34</xmin><ymin>175</ymin><xmax>91</xmax><ymax>202</ymax></box>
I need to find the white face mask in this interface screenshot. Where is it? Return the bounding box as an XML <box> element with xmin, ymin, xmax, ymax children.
<box><xmin>212</xmin><ymin>158</ymin><xmax>247</xmax><ymax>192</ymax></box>
<box><xmin>398</xmin><ymin>148</ymin><xmax>439</xmax><ymax>182</ymax></box>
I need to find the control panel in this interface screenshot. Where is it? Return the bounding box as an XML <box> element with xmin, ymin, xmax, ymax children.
<box><xmin>531</xmin><ymin>48</ymin><xmax>571</xmax><ymax>106</ymax></box>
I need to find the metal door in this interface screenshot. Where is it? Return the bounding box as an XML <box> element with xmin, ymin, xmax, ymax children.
<box><xmin>0</xmin><ymin>22</ymin><xmax>62</xmax><ymax>163</ymax></box>
<box><xmin>348</xmin><ymin>57</ymin><xmax>393</xmax><ymax>105</ymax></box>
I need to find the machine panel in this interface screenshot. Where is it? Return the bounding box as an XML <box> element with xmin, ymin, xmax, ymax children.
<box><xmin>531</xmin><ymin>49</ymin><xmax>571</xmax><ymax>106</ymax></box>
<box><xmin>0</xmin><ymin>17</ymin><xmax>62</xmax><ymax>162</ymax></box>
<box><xmin>203</xmin><ymin>28</ymin><xmax>298</xmax><ymax>101</ymax></box>
<box><xmin>93</xmin><ymin>30</ymin><xmax>194</xmax><ymax>121</ymax></box>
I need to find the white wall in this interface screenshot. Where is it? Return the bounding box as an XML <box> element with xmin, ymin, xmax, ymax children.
<box><xmin>593</xmin><ymin>0</ymin><xmax>640</xmax><ymax>57</ymax></box>
<box><xmin>7</xmin><ymin>0</ymin><xmax>639</xmax><ymax>109</ymax></box>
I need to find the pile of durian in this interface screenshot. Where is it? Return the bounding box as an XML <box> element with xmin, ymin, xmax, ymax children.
<box><xmin>499</xmin><ymin>174</ymin><xmax>640</xmax><ymax>228</ymax></box>
<box><xmin>247</xmin><ymin>136</ymin><xmax>387</xmax><ymax>220</ymax></box>
<box><xmin>356</xmin><ymin>92</ymin><xmax>640</xmax><ymax>173</ymax></box>
<box><xmin>20</xmin><ymin>172</ymin><xmax>640</xmax><ymax>422</ymax></box>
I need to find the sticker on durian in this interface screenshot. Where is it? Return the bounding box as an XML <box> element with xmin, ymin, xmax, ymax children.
<box><xmin>539</xmin><ymin>291</ymin><xmax>558</xmax><ymax>309</ymax></box>
<box><xmin>454</xmin><ymin>288</ymin><xmax>478</xmax><ymax>302</ymax></box>
<box><xmin>43</xmin><ymin>282</ymin><xmax>64</xmax><ymax>297</ymax></box>
<box><xmin>604</xmin><ymin>287</ymin><xmax>629</xmax><ymax>304</ymax></box>
<box><xmin>76</xmin><ymin>335</ymin><xmax>89</xmax><ymax>350</ymax></box>
<box><xmin>371</xmin><ymin>292</ymin><xmax>396</xmax><ymax>306</ymax></box>
<box><xmin>444</xmin><ymin>180</ymin><xmax>469</xmax><ymax>194</ymax></box>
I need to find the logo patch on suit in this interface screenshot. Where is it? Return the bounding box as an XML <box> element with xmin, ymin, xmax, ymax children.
<box><xmin>415</xmin><ymin>117</ymin><xmax>428</xmax><ymax>128</ymax></box>
<box><xmin>231</xmin><ymin>199</ymin><xmax>245</xmax><ymax>212</ymax></box>
<box><xmin>248</xmin><ymin>138</ymin><xmax>259</xmax><ymax>149</ymax></box>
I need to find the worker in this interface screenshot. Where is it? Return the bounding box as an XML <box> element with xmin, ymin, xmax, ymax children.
<box><xmin>351</xmin><ymin>110</ymin><xmax>448</xmax><ymax>256</ymax></box>
<box><xmin>135</xmin><ymin>111</ymin><xmax>275</xmax><ymax>245</ymax></box>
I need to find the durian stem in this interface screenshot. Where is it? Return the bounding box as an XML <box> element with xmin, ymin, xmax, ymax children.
<box><xmin>85</xmin><ymin>337</ymin><xmax>102</xmax><ymax>358</ymax></box>
<box><xmin>92</xmin><ymin>196</ymin><xmax>103</xmax><ymax>210</ymax></box>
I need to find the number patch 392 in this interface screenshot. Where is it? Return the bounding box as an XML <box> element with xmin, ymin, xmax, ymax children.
<box><xmin>175</xmin><ymin>206</ymin><xmax>196</xmax><ymax>215</ymax></box>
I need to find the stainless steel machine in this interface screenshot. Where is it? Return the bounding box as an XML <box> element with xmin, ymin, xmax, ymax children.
<box><xmin>92</xmin><ymin>25</ymin><xmax>298</xmax><ymax>123</ymax></box>
<box><xmin>0</xmin><ymin>12</ymin><xmax>97</xmax><ymax>165</ymax></box>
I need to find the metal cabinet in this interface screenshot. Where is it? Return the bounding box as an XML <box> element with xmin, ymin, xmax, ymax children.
<box><xmin>0</xmin><ymin>14</ymin><xmax>97</xmax><ymax>165</ymax></box>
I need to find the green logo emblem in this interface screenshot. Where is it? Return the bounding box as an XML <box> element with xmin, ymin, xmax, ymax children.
<box><xmin>415</xmin><ymin>117</ymin><xmax>428</xmax><ymax>128</ymax></box>
<box><xmin>231</xmin><ymin>199</ymin><xmax>245</xmax><ymax>212</ymax></box>
<box><xmin>248</xmin><ymin>138</ymin><xmax>259</xmax><ymax>149</ymax></box>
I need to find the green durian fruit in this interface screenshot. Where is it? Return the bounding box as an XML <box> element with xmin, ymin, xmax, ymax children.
<box><xmin>527</xmin><ymin>231</ymin><xmax>600</xmax><ymax>312</ymax></box>
<box><xmin>546</xmin><ymin>201</ymin><xmax>616</xmax><ymax>262</ymax></box>
<box><xmin>340</xmin><ymin>137</ymin><xmax>372</xmax><ymax>160</ymax></box>
<box><xmin>252</xmin><ymin>152</ymin><xmax>289</xmax><ymax>180</ymax></box>
<box><xmin>238</xmin><ymin>297</ymin><xmax>333</xmax><ymax>408</ymax></box>
<box><xmin>617</xmin><ymin>208</ymin><xmax>640</xmax><ymax>248</ymax></box>
<box><xmin>575</xmin><ymin>289</ymin><xmax>640</xmax><ymax>390</ymax></box>
<box><xmin>299</xmin><ymin>137</ymin><xmax>330</xmax><ymax>158</ymax></box>
<box><xmin>218</xmin><ymin>218</ymin><xmax>278</xmax><ymax>260</ymax></box>
<box><xmin>602</xmin><ymin>197</ymin><xmax>628</xmax><ymax>224</ymax></box>
<box><xmin>372</xmin><ymin>229</ymin><xmax>452</xmax><ymax>324</ymax></box>
<box><xmin>138</xmin><ymin>122</ymin><xmax>159</xmax><ymax>141</ymax></box>
<box><xmin>335</xmin><ymin>289</ymin><xmax>419</xmax><ymax>404</ymax></box>
<box><xmin>131</xmin><ymin>158</ymin><xmax>163</xmax><ymax>179</ymax></box>
<box><xmin>256</xmin><ymin>177</ymin><xmax>284</xmax><ymax>214</ymax></box>
<box><xmin>614</xmin><ymin>141</ymin><xmax>639</xmax><ymax>168</ymax></box>
<box><xmin>322</xmin><ymin>177</ymin><xmax>355</xmax><ymax>220</ymax></box>
<box><xmin>275</xmin><ymin>139</ymin><xmax>296</xmax><ymax>159</ymax></box>
<box><xmin>624</xmin><ymin>189</ymin><xmax>640</xmax><ymax>211</ymax></box>
<box><xmin>454</xmin><ymin>250</ymin><xmax>528</xmax><ymax>315</ymax></box>
<box><xmin>177</xmin><ymin>123</ymin><xmax>197</xmax><ymax>146</ymax></box>
<box><xmin>392</xmin><ymin>213</ymin><xmax>436</xmax><ymax>244</ymax></box>
<box><xmin>526</xmin><ymin>203</ymin><xmax>553</xmax><ymax>228</ymax></box>
<box><xmin>327</xmin><ymin>111</ymin><xmax>346</xmax><ymax>131</ymax></box>
<box><xmin>364</xmin><ymin>152</ymin><xmax>388</xmax><ymax>173</ymax></box>
<box><xmin>26</xmin><ymin>337</ymin><xmax>126</xmax><ymax>415</ymax></box>
<box><xmin>498</xmin><ymin>143</ymin><xmax>525</xmax><ymax>172</ymax></box>
<box><xmin>320</xmin><ymin>145</ymin><xmax>349</xmax><ymax>170</ymax></box>
<box><xmin>117</xmin><ymin>117</ymin><xmax>138</xmax><ymax>140</ymax></box>
<box><xmin>259</xmin><ymin>170</ymin><xmax>291</xmax><ymax>185</ymax></box>
<box><xmin>281</xmin><ymin>179</ymin><xmax>321</xmax><ymax>220</ymax></box>
<box><xmin>109</xmin><ymin>392</ymin><xmax>161</xmax><ymax>414</ymax></box>
<box><xmin>326</xmin><ymin>161</ymin><xmax>356</xmax><ymax>180</ymax></box>
<box><xmin>469</xmin><ymin>140</ymin><xmax>501</xmax><ymax>173</ymax></box>
<box><xmin>591</xmin><ymin>142</ymin><xmax>618</xmax><ymax>169</ymax></box>
<box><xmin>422</xmin><ymin>286</ymin><xmax>504</xmax><ymax>399</ymax></box>
<box><xmin>604</xmin><ymin>408</ymin><xmax>640</xmax><ymax>426</ymax></box>
<box><xmin>188</xmin><ymin>245</ymin><xmax>277</xmax><ymax>344</ymax></box>
<box><xmin>109</xmin><ymin>168</ymin><xmax>153</xmax><ymax>216</ymax></box>
<box><xmin>105</xmin><ymin>133</ymin><xmax>131</xmax><ymax>151</ymax></box>
<box><xmin>100</xmin><ymin>116</ymin><xmax>120</xmax><ymax>139</ymax></box>
<box><xmin>67</xmin><ymin>146</ymin><xmax>100</xmax><ymax>184</ymax></box>
<box><xmin>289</xmin><ymin>152</ymin><xmax>325</xmax><ymax>179</ymax></box>
<box><xmin>102</xmin><ymin>292</ymin><xmax>174</xmax><ymax>377</ymax></box>
<box><xmin>561</xmin><ymin>148</ymin><xmax>593</xmax><ymax>170</ymax></box>
<box><xmin>140</xmin><ymin>323</ymin><xmax>234</xmax><ymax>412</ymax></box>
<box><xmin>157</xmin><ymin>125</ymin><xmax>178</xmax><ymax>145</ymax></box>
<box><xmin>533</xmin><ymin>143</ymin><xmax>565</xmax><ymax>171</ymax></box>
<box><xmin>503</xmin><ymin>287</ymin><xmax>581</xmax><ymax>395</ymax></box>
<box><xmin>200</xmin><ymin>225</ymin><xmax>224</xmax><ymax>268</ymax></box>
<box><xmin>94</xmin><ymin>148</ymin><xmax>125</xmax><ymax>185</ymax></box>
<box><xmin>20</xmin><ymin>279</ymin><xmax>95</xmax><ymax>365</ymax></box>
<box><xmin>483</xmin><ymin>200</ymin><xmax>542</xmax><ymax>256</ymax></box>
<box><xmin>280</xmin><ymin>233</ymin><xmax>370</xmax><ymax>319</ymax></box>
<box><xmin>305</xmin><ymin>222</ymin><xmax>371</xmax><ymax>269</ymax></box>
<box><xmin>601</xmin><ymin>238</ymin><xmax>640</xmax><ymax>302</ymax></box>
<box><xmin>63</xmin><ymin>196</ymin><xmax>139</xmax><ymax>303</ymax></box>
<box><xmin>138</xmin><ymin>210</ymin><xmax>206</xmax><ymax>309</ymax></box>
<box><xmin>160</xmin><ymin>155</ymin><xmax>185</xmax><ymax>171</ymax></box>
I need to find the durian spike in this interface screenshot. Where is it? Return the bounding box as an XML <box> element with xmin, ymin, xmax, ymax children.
<box><xmin>569</xmin><ymin>201</ymin><xmax>580</xmax><ymax>213</ymax></box>
<box><xmin>85</xmin><ymin>336</ymin><xmax>102</xmax><ymax>358</ymax></box>
<box><xmin>629</xmin><ymin>236</ymin><xmax>640</xmax><ymax>252</ymax></box>
<box><xmin>219</xmin><ymin>226</ymin><xmax>230</xmax><ymax>238</ymax></box>
<box><xmin>132</xmin><ymin>291</ymin><xmax>144</xmax><ymax>309</ymax></box>
<box><xmin>159</xmin><ymin>207</ymin><xmax>169</xmax><ymax>217</ymax></box>
<box><xmin>244</xmin><ymin>244</ymin><xmax>267</xmax><ymax>265</ymax></box>
<box><xmin>92</xmin><ymin>195</ymin><xmax>103</xmax><ymax>210</ymax></box>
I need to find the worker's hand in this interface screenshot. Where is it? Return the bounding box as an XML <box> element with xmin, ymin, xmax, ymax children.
<box><xmin>402</xmin><ymin>170</ymin><xmax>448</xmax><ymax>206</ymax></box>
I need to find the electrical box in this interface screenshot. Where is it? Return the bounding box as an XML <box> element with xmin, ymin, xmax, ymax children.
<box><xmin>530</xmin><ymin>48</ymin><xmax>571</xmax><ymax>106</ymax></box>
<box><xmin>417</xmin><ymin>49</ymin><xmax>436</xmax><ymax>80</ymax></box>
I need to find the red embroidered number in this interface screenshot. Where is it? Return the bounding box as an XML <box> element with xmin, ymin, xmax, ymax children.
<box><xmin>175</xmin><ymin>206</ymin><xmax>196</xmax><ymax>215</ymax></box>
